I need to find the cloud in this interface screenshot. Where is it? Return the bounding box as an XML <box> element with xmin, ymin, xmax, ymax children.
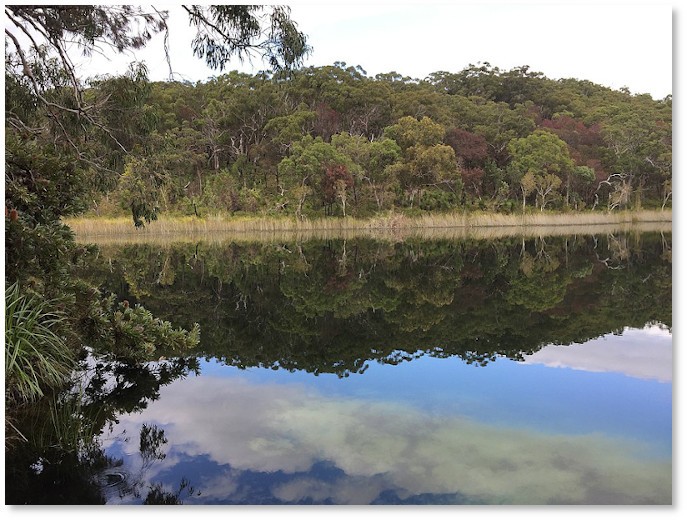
<box><xmin>107</xmin><ymin>373</ymin><xmax>671</xmax><ymax>504</ymax></box>
<box><xmin>521</xmin><ymin>325</ymin><xmax>673</xmax><ymax>382</ymax></box>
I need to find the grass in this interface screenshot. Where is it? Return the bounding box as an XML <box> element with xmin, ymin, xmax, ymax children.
<box><xmin>5</xmin><ymin>282</ymin><xmax>75</xmax><ymax>404</ymax></box>
<box><xmin>63</xmin><ymin>209</ymin><xmax>672</xmax><ymax>244</ymax></box>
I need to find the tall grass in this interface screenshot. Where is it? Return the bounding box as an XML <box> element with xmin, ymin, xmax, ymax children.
<box><xmin>5</xmin><ymin>282</ymin><xmax>75</xmax><ymax>404</ymax></box>
<box><xmin>64</xmin><ymin>209</ymin><xmax>671</xmax><ymax>244</ymax></box>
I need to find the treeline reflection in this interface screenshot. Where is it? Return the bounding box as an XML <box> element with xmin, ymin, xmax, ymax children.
<box><xmin>80</xmin><ymin>232</ymin><xmax>671</xmax><ymax>376</ymax></box>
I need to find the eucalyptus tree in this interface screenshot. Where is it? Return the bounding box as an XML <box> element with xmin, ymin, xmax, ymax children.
<box><xmin>330</xmin><ymin>132</ymin><xmax>402</xmax><ymax>211</ymax></box>
<box><xmin>277</xmin><ymin>136</ymin><xmax>353</xmax><ymax>217</ymax></box>
<box><xmin>473</xmin><ymin>101</ymin><xmax>536</xmax><ymax>166</ymax></box>
<box><xmin>599</xmin><ymin>101</ymin><xmax>672</xmax><ymax>209</ymax></box>
<box><xmin>508</xmin><ymin>130</ymin><xmax>575</xmax><ymax>210</ymax></box>
<box><xmin>384</xmin><ymin>116</ymin><xmax>461</xmax><ymax>207</ymax></box>
<box><xmin>444</xmin><ymin>127</ymin><xmax>489</xmax><ymax>201</ymax></box>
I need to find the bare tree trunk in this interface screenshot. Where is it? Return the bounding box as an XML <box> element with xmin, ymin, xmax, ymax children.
<box><xmin>369</xmin><ymin>179</ymin><xmax>381</xmax><ymax>210</ymax></box>
<box><xmin>662</xmin><ymin>190</ymin><xmax>672</xmax><ymax>210</ymax></box>
<box><xmin>521</xmin><ymin>186</ymin><xmax>527</xmax><ymax>212</ymax></box>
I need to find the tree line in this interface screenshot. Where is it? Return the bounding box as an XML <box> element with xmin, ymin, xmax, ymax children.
<box><xmin>81</xmin><ymin>62</ymin><xmax>672</xmax><ymax>224</ymax></box>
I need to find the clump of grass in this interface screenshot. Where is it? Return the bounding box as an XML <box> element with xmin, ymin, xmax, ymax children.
<box><xmin>5</xmin><ymin>282</ymin><xmax>75</xmax><ymax>404</ymax></box>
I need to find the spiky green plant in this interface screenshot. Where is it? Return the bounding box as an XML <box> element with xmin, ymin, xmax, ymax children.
<box><xmin>5</xmin><ymin>282</ymin><xmax>76</xmax><ymax>404</ymax></box>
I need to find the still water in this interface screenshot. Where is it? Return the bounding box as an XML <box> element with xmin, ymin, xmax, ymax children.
<box><xmin>6</xmin><ymin>231</ymin><xmax>672</xmax><ymax>504</ymax></box>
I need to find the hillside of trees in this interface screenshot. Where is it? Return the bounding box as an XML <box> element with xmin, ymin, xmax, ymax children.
<box><xmin>62</xmin><ymin>62</ymin><xmax>673</xmax><ymax>225</ymax></box>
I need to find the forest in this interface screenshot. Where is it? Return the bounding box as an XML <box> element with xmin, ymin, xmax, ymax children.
<box><xmin>54</xmin><ymin>61</ymin><xmax>674</xmax><ymax>225</ymax></box>
<box><xmin>7</xmin><ymin>58</ymin><xmax>674</xmax><ymax>228</ymax></box>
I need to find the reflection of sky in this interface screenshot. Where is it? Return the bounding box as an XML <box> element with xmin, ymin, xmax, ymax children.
<box><xmin>99</xmin><ymin>326</ymin><xmax>672</xmax><ymax>505</ymax></box>
<box><xmin>200</xmin><ymin>327</ymin><xmax>672</xmax><ymax>451</ymax></box>
<box><xmin>522</xmin><ymin>325</ymin><xmax>672</xmax><ymax>382</ymax></box>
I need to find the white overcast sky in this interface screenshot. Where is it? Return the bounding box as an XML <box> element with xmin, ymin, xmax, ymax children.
<box><xmin>68</xmin><ymin>0</ymin><xmax>675</xmax><ymax>100</ymax></box>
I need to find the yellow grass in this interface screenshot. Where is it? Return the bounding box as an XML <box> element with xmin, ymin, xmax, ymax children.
<box><xmin>64</xmin><ymin>209</ymin><xmax>672</xmax><ymax>244</ymax></box>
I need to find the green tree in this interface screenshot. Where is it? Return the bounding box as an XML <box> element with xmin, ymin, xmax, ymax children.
<box><xmin>384</xmin><ymin>117</ymin><xmax>460</xmax><ymax>206</ymax></box>
<box><xmin>366</xmin><ymin>138</ymin><xmax>403</xmax><ymax>209</ymax></box>
<box><xmin>5</xmin><ymin>4</ymin><xmax>311</xmax><ymax>225</ymax></box>
<box><xmin>508</xmin><ymin>130</ymin><xmax>574</xmax><ymax>210</ymax></box>
<box><xmin>600</xmin><ymin>103</ymin><xmax>671</xmax><ymax>209</ymax></box>
<box><xmin>384</xmin><ymin>116</ymin><xmax>445</xmax><ymax>150</ymax></box>
<box><xmin>264</xmin><ymin>106</ymin><xmax>317</xmax><ymax>155</ymax></box>
<box><xmin>330</xmin><ymin>132</ymin><xmax>402</xmax><ymax>211</ymax></box>
<box><xmin>183</xmin><ymin>5</ymin><xmax>310</xmax><ymax>72</ymax></box>
<box><xmin>277</xmin><ymin>136</ymin><xmax>352</xmax><ymax>217</ymax></box>
<box><xmin>473</xmin><ymin>101</ymin><xmax>536</xmax><ymax>166</ymax></box>
<box><xmin>519</xmin><ymin>170</ymin><xmax>537</xmax><ymax>211</ymax></box>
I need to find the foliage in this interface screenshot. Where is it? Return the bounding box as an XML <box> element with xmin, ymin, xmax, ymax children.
<box><xmin>84</xmin><ymin>297</ymin><xmax>200</xmax><ymax>361</ymax></box>
<box><xmin>508</xmin><ymin>130</ymin><xmax>574</xmax><ymax>209</ymax></box>
<box><xmin>277</xmin><ymin>135</ymin><xmax>353</xmax><ymax>216</ymax></box>
<box><xmin>384</xmin><ymin>116</ymin><xmax>445</xmax><ymax>150</ymax></box>
<box><xmin>5</xmin><ymin>4</ymin><xmax>267</xmax><ymax>412</ymax></box>
<box><xmin>5</xmin><ymin>131</ymin><xmax>92</xmax><ymax>223</ymax></box>
<box><xmin>58</xmin><ymin>62</ymin><xmax>669</xmax><ymax>220</ymax></box>
<box><xmin>5</xmin><ymin>282</ymin><xmax>75</xmax><ymax>404</ymax></box>
<box><xmin>5</xmin><ymin>4</ymin><xmax>673</xmax><ymax>224</ymax></box>
<box><xmin>321</xmin><ymin>164</ymin><xmax>354</xmax><ymax>215</ymax></box>
<box><xmin>6</xmin><ymin>352</ymin><xmax>200</xmax><ymax>504</ymax></box>
<box><xmin>117</xmin><ymin>157</ymin><xmax>163</xmax><ymax>227</ymax></box>
<box><xmin>184</xmin><ymin>5</ymin><xmax>310</xmax><ymax>72</ymax></box>
<box><xmin>6</xmin><ymin>231</ymin><xmax>670</xmax><ymax>503</ymax></box>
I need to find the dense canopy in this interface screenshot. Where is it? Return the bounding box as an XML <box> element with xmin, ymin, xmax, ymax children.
<box><xmin>90</xmin><ymin>63</ymin><xmax>672</xmax><ymax>223</ymax></box>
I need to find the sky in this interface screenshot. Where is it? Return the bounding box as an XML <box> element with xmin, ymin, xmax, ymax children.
<box><xmin>70</xmin><ymin>1</ymin><xmax>675</xmax><ymax>100</ymax></box>
<box><xmin>522</xmin><ymin>325</ymin><xmax>673</xmax><ymax>382</ymax></box>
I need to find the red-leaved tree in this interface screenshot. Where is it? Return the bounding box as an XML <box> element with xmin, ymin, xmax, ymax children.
<box><xmin>321</xmin><ymin>164</ymin><xmax>353</xmax><ymax>216</ymax></box>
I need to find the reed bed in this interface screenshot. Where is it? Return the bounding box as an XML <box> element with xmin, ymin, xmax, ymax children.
<box><xmin>64</xmin><ymin>209</ymin><xmax>671</xmax><ymax>244</ymax></box>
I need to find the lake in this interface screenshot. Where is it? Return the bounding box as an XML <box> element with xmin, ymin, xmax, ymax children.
<box><xmin>6</xmin><ymin>229</ymin><xmax>672</xmax><ymax>505</ymax></box>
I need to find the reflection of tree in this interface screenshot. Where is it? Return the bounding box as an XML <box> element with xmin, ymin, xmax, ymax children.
<box><xmin>5</xmin><ymin>425</ymin><xmax>112</xmax><ymax>504</ymax></box>
<box><xmin>506</xmin><ymin>245</ymin><xmax>571</xmax><ymax>313</ymax></box>
<box><xmin>144</xmin><ymin>478</ymin><xmax>199</xmax><ymax>505</ymax></box>
<box><xmin>140</xmin><ymin>423</ymin><xmax>167</xmax><ymax>465</ymax></box>
<box><xmin>102</xmin><ymin>422</ymin><xmax>198</xmax><ymax>504</ymax></box>
<box><xmin>5</xmin><ymin>353</ymin><xmax>199</xmax><ymax>504</ymax></box>
<box><xmin>79</xmin><ymin>355</ymin><xmax>200</xmax><ymax>427</ymax></box>
<box><xmin>78</xmin><ymin>233</ymin><xmax>671</xmax><ymax>376</ymax></box>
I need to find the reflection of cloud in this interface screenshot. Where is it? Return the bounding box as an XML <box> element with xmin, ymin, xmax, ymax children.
<box><xmin>521</xmin><ymin>325</ymin><xmax>672</xmax><ymax>382</ymax></box>
<box><xmin>273</xmin><ymin>475</ymin><xmax>389</xmax><ymax>505</ymax></box>
<box><xmin>108</xmin><ymin>374</ymin><xmax>671</xmax><ymax>505</ymax></box>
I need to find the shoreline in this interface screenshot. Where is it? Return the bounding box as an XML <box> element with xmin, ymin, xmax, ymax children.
<box><xmin>64</xmin><ymin>210</ymin><xmax>672</xmax><ymax>243</ymax></box>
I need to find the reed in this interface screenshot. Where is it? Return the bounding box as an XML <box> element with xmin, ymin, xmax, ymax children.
<box><xmin>64</xmin><ymin>210</ymin><xmax>671</xmax><ymax>244</ymax></box>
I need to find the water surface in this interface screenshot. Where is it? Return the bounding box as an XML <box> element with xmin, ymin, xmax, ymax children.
<box><xmin>6</xmin><ymin>232</ymin><xmax>672</xmax><ymax>505</ymax></box>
